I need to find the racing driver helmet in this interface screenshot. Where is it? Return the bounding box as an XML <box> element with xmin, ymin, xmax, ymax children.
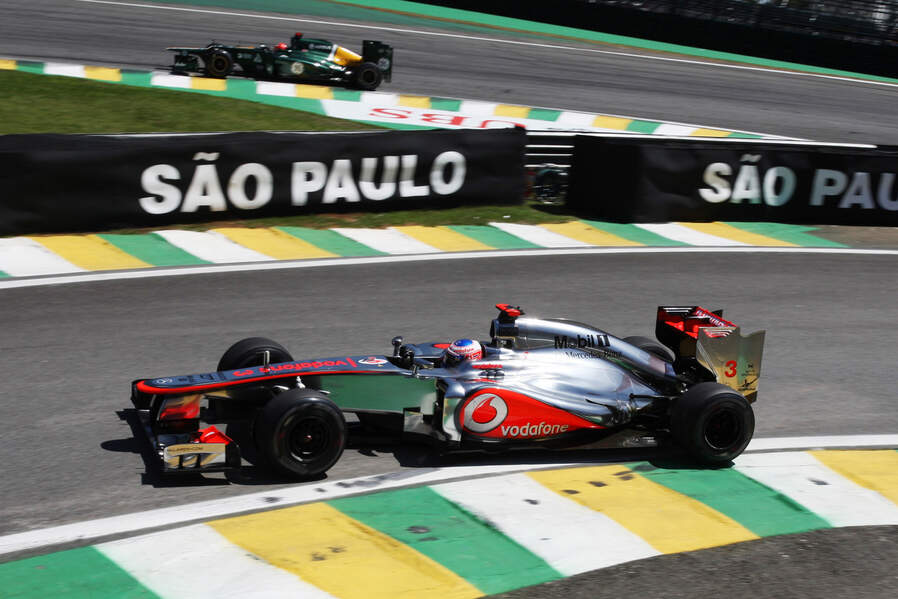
<box><xmin>444</xmin><ymin>338</ymin><xmax>482</xmax><ymax>367</ymax></box>
<box><xmin>275</xmin><ymin>42</ymin><xmax>288</xmax><ymax>51</ymax></box>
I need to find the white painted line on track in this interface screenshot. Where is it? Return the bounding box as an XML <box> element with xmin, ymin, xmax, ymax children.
<box><xmin>2</xmin><ymin>436</ymin><xmax>898</xmax><ymax>558</ymax></box>
<box><xmin>0</xmin><ymin>246</ymin><xmax>895</xmax><ymax>290</ymax></box>
<box><xmin>433</xmin><ymin>474</ymin><xmax>659</xmax><ymax>575</ymax></box>
<box><xmin>747</xmin><ymin>434</ymin><xmax>898</xmax><ymax>451</ymax></box>
<box><xmin>98</xmin><ymin>525</ymin><xmax>340</xmax><ymax>598</ymax></box>
<box><xmin>76</xmin><ymin>0</ymin><xmax>898</xmax><ymax>90</ymax></box>
<box><xmin>0</xmin><ymin>462</ymin><xmax>580</xmax><ymax>557</ymax></box>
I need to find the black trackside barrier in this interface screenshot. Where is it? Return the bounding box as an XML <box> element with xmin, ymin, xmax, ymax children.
<box><xmin>0</xmin><ymin>128</ymin><xmax>526</xmax><ymax>236</ymax></box>
<box><xmin>567</xmin><ymin>135</ymin><xmax>898</xmax><ymax>226</ymax></box>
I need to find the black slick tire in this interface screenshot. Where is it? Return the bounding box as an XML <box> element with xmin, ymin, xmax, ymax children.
<box><xmin>218</xmin><ymin>337</ymin><xmax>292</xmax><ymax>371</ymax></box>
<box><xmin>352</xmin><ymin>62</ymin><xmax>382</xmax><ymax>90</ymax></box>
<box><xmin>622</xmin><ymin>335</ymin><xmax>674</xmax><ymax>362</ymax></box>
<box><xmin>256</xmin><ymin>388</ymin><xmax>346</xmax><ymax>478</ymax></box>
<box><xmin>204</xmin><ymin>49</ymin><xmax>233</xmax><ymax>78</ymax></box>
<box><xmin>671</xmin><ymin>382</ymin><xmax>754</xmax><ymax>464</ymax></box>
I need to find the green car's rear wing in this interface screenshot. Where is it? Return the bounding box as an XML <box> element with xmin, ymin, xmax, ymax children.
<box><xmin>363</xmin><ymin>40</ymin><xmax>393</xmax><ymax>82</ymax></box>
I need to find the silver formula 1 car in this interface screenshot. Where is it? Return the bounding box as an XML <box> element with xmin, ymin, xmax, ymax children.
<box><xmin>130</xmin><ymin>304</ymin><xmax>765</xmax><ymax>479</ymax></box>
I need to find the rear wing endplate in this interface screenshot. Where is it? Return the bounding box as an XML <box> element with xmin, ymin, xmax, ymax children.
<box><xmin>657</xmin><ymin>306</ymin><xmax>765</xmax><ymax>402</ymax></box>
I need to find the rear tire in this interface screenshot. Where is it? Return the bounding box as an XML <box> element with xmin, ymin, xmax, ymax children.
<box><xmin>671</xmin><ymin>382</ymin><xmax>754</xmax><ymax>464</ymax></box>
<box><xmin>204</xmin><ymin>49</ymin><xmax>233</xmax><ymax>78</ymax></box>
<box><xmin>352</xmin><ymin>62</ymin><xmax>382</xmax><ymax>90</ymax></box>
<box><xmin>623</xmin><ymin>335</ymin><xmax>674</xmax><ymax>362</ymax></box>
<box><xmin>256</xmin><ymin>389</ymin><xmax>346</xmax><ymax>478</ymax></box>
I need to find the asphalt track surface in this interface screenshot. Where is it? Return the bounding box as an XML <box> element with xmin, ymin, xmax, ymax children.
<box><xmin>2</xmin><ymin>0</ymin><xmax>898</xmax><ymax>143</ymax></box>
<box><xmin>2</xmin><ymin>1</ymin><xmax>898</xmax><ymax>596</ymax></box>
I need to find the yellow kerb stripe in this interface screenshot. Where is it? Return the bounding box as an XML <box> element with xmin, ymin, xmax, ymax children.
<box><xmin>295</xmin><ymin>85</ymin><xmax>334</xmax><ymax>99</ymax></box>
<box><xmin>541</xmin><ymin>222</ymin><xmax>641</xmax><ymax>246</ymax></box>
<box><xmin>678</xmin><ymin>222</ymin><xmax>795</xmax><ymax>246</ymax></box>
<box><xmin>84</xmin><ymin>66</ymin><xmax>122</xmax><ymax>82</ymax></box>
<box><xmin>209</xmin><ymin>503</ymin><xmax>481</xmax><ymax>599</ymax></box>
<box><xmin>811</xmin><ymin>450</ymin><xmax>898</xmax><ymax>506</ymax></box>
<box><xmin>191</xmin><ymin>77</ymin><xmax>227</xmax><ymax>91</ymax></box>
<box><xmin>494</xmin><ymin>104</ymin><xmax>530</xmax><ymax>118</ymax></box>
<box><xmin>529</xmin><ymin>466</ymin><xmax>757</xmax><ymax>553</ymax></box>
<box><xmin>32</xmin><ymin>235</ymin><xmax>149</xmax><ymax>271</ymax></box>
<box><xmin>399</xmin><ymin>95</ymin><xmax>431</xmax><ymax>108</ymax></box>
<box><xmin>212</xmin><ymin>227</ymin><xmax>337</xmax><ymax>259</ymax></box>
<box><xmin>393</xmin><ymin>226</ymin><xmax>493</xmax><ymax>251</ymax></box>
<box><xmin>592</xmin><ymin>115</ymin><xmax>632</xmax><ymax>130</ymax></box>
<box><xmin>691</xmin><ymin>128</ymin><xmax>732</xmax><ymax>137</ymax></box>
<box><xmin>0</xmin><ymin>59</ymin><xmax>17</xmax><ymax>70</ymax></box>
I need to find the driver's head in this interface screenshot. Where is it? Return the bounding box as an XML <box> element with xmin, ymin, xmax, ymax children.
<box><xmin>275</xmin><ymin>42</ymin><xmax>288</xmax><ymax>51</ymax></box>
<box><xmin>444</xmin><ymin>338</ymin><xmax>482</xmax><ymax>367</ymax></box>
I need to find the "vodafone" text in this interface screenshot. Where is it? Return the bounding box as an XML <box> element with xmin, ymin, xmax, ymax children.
<box><xmin>500</xmin><ymin>422</ymin><xmax>569</xmax><ymax>438</ymax></box>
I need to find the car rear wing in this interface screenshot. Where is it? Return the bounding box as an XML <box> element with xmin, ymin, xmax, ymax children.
<box><xmin>363</xmin><ymin>40</ymin><xmax>393</xmax><ymax>82</ymax></box>
<box><xmin>656</xmin><ymin>306</ymin><xmax>765</xmax><ymax>402</ymax></box>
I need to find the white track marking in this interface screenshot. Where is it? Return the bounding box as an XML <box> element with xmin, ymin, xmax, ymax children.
<box><xmin>154</xmin><ymin>230</ymin><xmax>274</xmax><ymax>263</ymax></box>
<box><xmin>653</xmin><ymin>123</ymin><xmax>704</xmax><ymax>136</ymax></box>
<box><xmin>0</xmin><ymin>461</ymin><xmax>586</xmax><ymax>557</ymax></box>
<box><xmin>636</xmin><ymin>223</ymin><xmax>749</xmax><ymax>246</ymax></box>
<box><xmin>255</xmin><ymin>81</ymin><xmax>296</xmax><ymax>97</ymax></box>
<box><xmin>0</xmin><ymin>247</ymin><xmax>895</xmax><ymax>290</ymax></box>
<box><xmin>330</xmin><ymin>227</ymin><xmax>440</xmax><ymax>254</ymax></box>
<box><xmin>433</xmin><ymin>474</ymin><xmax>659</xmax><ymax>575</ymax></box>
<box><xmin>98</xmin><ymin>525</ymin><xmax>336</xmax><ymax>599</ymax></box>
<box><xmin>149</xmin><ymin>73</ymin><xmax>192</xmax><ymax>89</ymax></box>
<box><xmin>489</xmin><ymin>222</ymin><xmax>588</xmax><ymax>247</ymax></box>
<box><xmin>735</xmin><ymin>452</ymin><xmax>898</xmax><ymax>527</ymax></box>
<box><xmin>75</xmin><ymin>0</ymin><xmax>898</xmax><ymax>90</ymax></box>
<box><xmin>360</xmin><ymin>91</ymin><xmax>400</xmax><ymax>105</ymax></box>
<box><xmin>0</xmin><ymin>238</ymin><xmax>84</xmax><ymax>276</ymax></box>
<box><xmin>747</xmin><ymin>434</ymin><xmax>898</xmax><ymax>451</ymax></box>
<box><xmin>43</xmin><ymin>62</ymin><xmax>86</xmax><ymax>77</ymax></box>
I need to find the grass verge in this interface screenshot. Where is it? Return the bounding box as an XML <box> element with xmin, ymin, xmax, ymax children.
<box><xmin>2</xmin><ymin>68</ymin><xmax>566</xmax><ymax>233</ymax></box>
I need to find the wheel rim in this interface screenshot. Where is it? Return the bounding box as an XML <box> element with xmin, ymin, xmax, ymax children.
<box><xmin>211</xmin><ymin>56</ymin><xmax>227</xmax><ymax>72</ymax></box>
<box><xmin>703</xmin><ymin>407</ymin><xmax>743</xmax><ymax>451</ymax></box>
<box><xmin>361</xmin><ymin>69</ymin><xmax>377</xmax><ymax>84</ymax></box>
<box><xmin>287</xmin><ymin>417</ymin><xmax>330</xmax><ymax>462</ymax></box>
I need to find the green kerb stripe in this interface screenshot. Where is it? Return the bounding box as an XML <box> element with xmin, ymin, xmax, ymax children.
<box><xmin>330</xmin><ymin>486</ymin><xmax>562</xmax><ymax>594</ymax></box>
<box><xmin>99</xmin><ymin>233</ymin><xmax>211</xmax><ymax>266</ymax></box>
<box><xmin>0</xmin><ymin>546</ymin><xmax>159</xmax><ymax>598</ymax></box>
<box><xmin>448</xmin><ymin>225</ymin><xmax>541</xmax><ymax>249</ymax></box>
<box><xmin>277</xmin><ymin>226</ymin><xmax>387</xmax><ymax>256</ymax></box>
<box><xmin>0</xmin><ymin>270</ymin><xmax>9</xmax><ymax>278</ymax></box>
<box><xmin>332</xmin><ymin>89</ymin><xmax>362</xmax><ymax>101</ymax></box>
<box><xmin>430</xmin><ymin>98</ymin><xmax>462</xmax><ymax>112</ymax></box>
<box><xmin>527</xmin><ymin>108</ymin><xmax>562</xmax><ymax>121</ymax></box>
<box><xmin>727</xmin><ymin>132</ymin><xmax>763</xmax><ymax>139</ymax></box>
<box><xmin>626</xmin><ymin>120</ymin><xmax>661</xmax><ymax>133</ymax></box>
<box><xmin>120</xmin><ymin>70</ymin><xmax>153</xmax><ymax>86</ymax></box>
<box><xmin>220</xmin><ymin>78</ymin><xmax>258</xmax><ymax>101</ymax></box>
<box><xmin>16</xmin><ymin>61</ymin><xmax>44</xmax><ymax>74</ymax></box>
<box><xmin>722</xmin><ymin>222</ymin><xmax>848</xmax><ymax>247</ymax></box>
<box><xmin>581</xmin><ymin>220</ymin><xmax>689</xmax><ymax>245</ymax></box>
<box><xmin>631</xmin><ymin>463</ymin><xmax>831</xmax><ymax>537</ymax></box>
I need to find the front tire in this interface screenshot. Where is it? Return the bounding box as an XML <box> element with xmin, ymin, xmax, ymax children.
<box><xmin>671</xmin><ymin>382</ymin><xmax>754</xmax><ymax>464</ymax></box>
<box><xmin>218</xmin><ymin>337</ymin><xmax>293</xmax><ymax>371</ymax></box>
<box><xmin>256</xmin><ymin>389</ymin><xmax>346</xmax><ymax>478</ymax></box>
<box><xmin>204</xmin><ymin>49</ymin><xmax>233</xmax><ymax>78</ymax></box>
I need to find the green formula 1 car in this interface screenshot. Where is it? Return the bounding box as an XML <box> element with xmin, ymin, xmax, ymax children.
<box><xmin>168</xmin><ymin>32</ymin><xmax>393</xmax><ymax>90</ymax></box>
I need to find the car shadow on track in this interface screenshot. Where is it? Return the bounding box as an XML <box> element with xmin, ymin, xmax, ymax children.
<box><xmin>107</xmin><ymin>410</ymin><xmax>734</xmax><ymax>488</ymax></box>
